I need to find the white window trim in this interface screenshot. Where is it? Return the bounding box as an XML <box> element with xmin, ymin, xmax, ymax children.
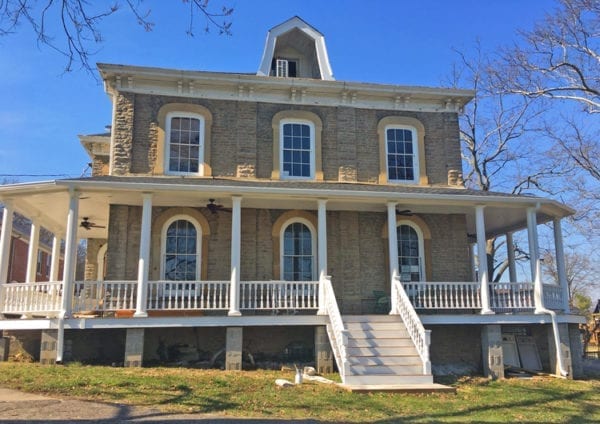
<box><xmin>397</xmin><ymin>220</ymin><xmax>426</xmax><ymax>282</ymax></box>
<box><xmin>160</xmin><ymin>215</ymin><xmax>202</xmax><ymax>281</ymax></box>
<box><xmin>279</xmin><ymin>217</ymin><xmax>317</xmax><ymax>281</ymax></box>
<box><xmin>164</xmin><ymin>112</ymin><xmax>205</xmax><ymax>176</ymax></box>
<box><xmin>385</xmin><ymin>125</ymin><xmax>419</xmax><ymax>184</ymax></box>
<box><xmin>279</xmin><ymin>119</ymin><xmax>316</xmax><ymax>180</ymax></box>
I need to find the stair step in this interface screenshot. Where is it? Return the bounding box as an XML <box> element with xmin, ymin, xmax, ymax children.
<box><xmin>349</xmin><ymin>364</ymin><xmax>424</xmax><ymax>375</ymax></box>
<box><xmin>345</xmin><ymin>329</ymin><xmax>409</xmax><ymax>339</ymax></box>
<box><xmin>348</xmin><ymin>355</ymin><xmax>422</xmax><ymax>366</ymax></box>
<box><xmin>347</xmin><ymin>338</ymin><xmax>414</xmax><ymax>348</ymax></box>
<box><xmin>347</xmin><ymin>346</ymin><xmax>419</xmax><ymax>356</ymax></box>
<box><xmin>343</xmin><ymin>315</ymin><xmax>403</xmax><ymax>323</ymax></box>
<box><xmin>345</xmin><ymin>322</ymin><xmax>405</xmax><ymax>331</ymax></box>
<box><xmin>344</xmin><ymin>374</ymin><xmax>434</xmax><ymax>386</ymax></box>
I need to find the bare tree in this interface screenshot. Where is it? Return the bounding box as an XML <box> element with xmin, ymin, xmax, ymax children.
<box><xmin>0</xmin><ymin>0</ymin><xmax>234</xmax><ymax>73</ymax></box>
<box><xmin>447</xmin><ymin>44</ymin><xmax>558</xmax><ymax>281</ymax></box>
<box><xmin>493</xmin><ymin>0</ymin><xmax>599</xmax><ymax>114</ymax></box>
<box><xmin>542</xmin><ymin>249</ymin><xmax>600</xmax><ymax>306</ymax></box>
<box><xmin>491</xmin><ymin>0</ymin><xmax>600</xmax><ymax>242</ymax></box>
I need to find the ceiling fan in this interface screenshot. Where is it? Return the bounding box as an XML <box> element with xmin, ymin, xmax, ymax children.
<box><xmin>396</xmin><ymin>209</ymin><xmax>414</xmax><ymax>216</ymax></box>
<box><xmin>205</xmin><ymin>199</ymin><xmax>232</xmax><ymax>214</ymax></box>
<box><xmin>80</xmin><ymin>217</ymin><xmax>106</xmax><ymax>230</ymax></box>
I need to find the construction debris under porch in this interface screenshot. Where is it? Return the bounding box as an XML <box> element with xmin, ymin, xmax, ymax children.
<box><xmin>1</xmin><ymin>313</ymin><xmax>585</xmax><ymax>380</ymax></box>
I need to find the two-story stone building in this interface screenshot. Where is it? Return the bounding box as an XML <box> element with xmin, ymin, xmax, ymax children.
<box><xmin>0</xmin><ymin>17</ymin><xmax>584</xmax><ymax>389</ymax></box>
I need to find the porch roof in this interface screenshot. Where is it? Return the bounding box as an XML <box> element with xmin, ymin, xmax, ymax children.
<box><xmin>0</xmin><ymin>176</ymin><xmax>574</xmax><ymax>240</ymax></box>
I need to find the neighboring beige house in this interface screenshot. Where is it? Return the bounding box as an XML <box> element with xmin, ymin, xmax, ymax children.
<box><xmin>0</xmin><ymin>17</ymin><xmax>585</xmax><ymax>389</ymax></box>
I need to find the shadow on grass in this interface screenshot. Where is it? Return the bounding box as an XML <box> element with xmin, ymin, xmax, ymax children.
<box><xmin>369</xmin><ymin>385</ymin><xmax>594</xmax><ymax>424</ymax></box>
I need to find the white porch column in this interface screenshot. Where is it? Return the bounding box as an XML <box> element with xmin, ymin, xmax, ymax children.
<box><xmin>60</xmin><ymin>189</ymin><xmax>80</xmax><ymax>318</ymax></box>
<box><xmin>49</xmin><ymin>234</ymin><xmax>62</xmax><ymax>282</ymax></box>
<box><xmin>134</xmin><ymin>193</ymin><xmax>152</xmax><ymax>318</ymax></box>
<box><xmin>553</xmin><ymin>218</ymin><xmax>570</xmax><ymax>313</ymax></box>
<box><xmin>469</xmin><ymin>242</ymin><xmax>477</xmax><ymax>283</ymax></box>
<box><xmin>506</xmin><ymin>232</ymin><xmax>517</xmax><ymax>283</ymax></box>
<box><xmin>476</xmin><ymin>205</ymin><xmax>493</xmax><ymax>314</ymax></box>
<box><xmin>25</xmin><ymin>218</ymin><xmax>41</xmax><ymax>283</ymax></box>
<box><xmin>526</xmin><ymin>206</ymin><xmax>545</xmax><ymax>313</ymax></box>
<box><xmin>0</xmin><ymin>201</ymin><xmax>15</xmax><ymax>284</ymax></box>
<box><xmin>317</xmin><ymin>199</ymin><xmax>328</xmax><ymax>315</ymax></box>
<box><xmin>228</xmin><ymin>196</ymin><xmax>242</xmax><ymax>316</ymax></box>
<box><xmin>387</xmin><ymin>202</ymin><xmax>399</xmax><ymax>314</ymax></box>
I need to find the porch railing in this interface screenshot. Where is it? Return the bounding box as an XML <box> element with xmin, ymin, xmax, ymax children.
<box><xmin>490</xmin><ymin>282</ymin><xmax>534</xmax><ymax>311</ymax></box>
<box><xmin>72</xmin><ymin>281</ymin><xmax>137</xmax><ymax>313</ymax></box>
<box><xmin>240</xmin><ymin>280</ymin><xmax>319</xmax><ymax>310</ymax></box>
<box><xmin>543</xmin><ymin>284</ymin><xmax>564</xmax><ymax>311</ymax></box>
<box><xmin>0</xmin><ymin>281</ymin><xmax>63</xmax><ymax>315</ymax></box>
<box><xmin>403</xmin><ymin>282</ymin><xmax>481</xmax><ymax>309</ymax></box>
<box><xmin>147</xmin><ymin>281</ymin><xmax>230</xmax><ymax>310</ymax></box>
<box><xmin>392</xmin><ymin>276</ymin><xmax>431</xmax><ymax>375</ymax></box>
<box><xmin>322</xmin><ymin>276</ymin><xmax>348</xmax><ymax>380</ymax></box>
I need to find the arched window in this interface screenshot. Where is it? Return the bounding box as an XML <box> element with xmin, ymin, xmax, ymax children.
<box><xmin>281</xmin><ymin>220</ymin><xmax>316</xmax><ymax>281</ymax></box>
<box><xmin>161</xmin><ymin>217</ymin><xmax>201</xmax><ymax>281</ymax></box>
<box><xmin>165</xmin><ymin>112</ymin><xmax>204</xmax><ymax>175</ymax></box>
<box><xmin>397</xmin><ymin>222</ymin><xmax>425</xmax><ymax>282</ymax></box>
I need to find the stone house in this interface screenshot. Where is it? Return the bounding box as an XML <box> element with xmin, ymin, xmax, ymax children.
<box><xmin>0</xmin><ymin>17</ymin><xmax>585</xmax><ymax>389</ymax></box>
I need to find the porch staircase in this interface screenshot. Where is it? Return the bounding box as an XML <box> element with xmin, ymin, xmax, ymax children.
<box><xmin>341</xmin><ymin>315</ymin><xmax>433</xmax><ymax>386</ymax></box>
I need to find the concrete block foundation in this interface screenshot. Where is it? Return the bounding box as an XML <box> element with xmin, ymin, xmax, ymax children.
<box><xmin>124</xmin><ymin>328</ymin><xmax>144</xmax><ymax>367</ymax></box>
<box><xmin>314</xmin><ymin>326</ymin><xmax>333</xmax><ymax>374</ymax></box>
<box><xmin>40</xmin><ymin>330</ymin><xmax>58</xmax><ymax>365</ymax></box>
<box><xmin>481</xmin><ymin>324</ymin><xmax>504</xmax><ymax>379</ymax></box>
<box><xmin>226</xmin><ymin>327</ymin><xmax>243</xmax><ymax>370</ymax></box>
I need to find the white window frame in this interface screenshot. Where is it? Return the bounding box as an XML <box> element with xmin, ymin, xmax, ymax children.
<box><xmin>385</xmin><ymin>125</ymin><xmax>419</xmax><ymax>184</ymax></box>
<box><xmin>397</xmin><ymin>220</ymin><xmax>426</xmax><ymax>282</ymax></box>
<box><xmin>279</xmin><ymin>218</ymin><xmax>317</xmax><ymax>281</ymax></box>
<box><xmin>279</xmin><ymin>119</ymin><xmax>315</xmax><ymax>180</ymax></box>
<box><xmin>160</xmin><ymin>215</ymin><xmax>202</xmax><ymax>281</ymax></box>
<box><xmin>164</xmin><ymin>112</ymin><xmax>205</xmax><ymax>176</ymax></box>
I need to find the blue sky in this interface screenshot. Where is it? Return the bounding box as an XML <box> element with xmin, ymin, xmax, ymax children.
<box><xmin>0</xmin><ymin>0</ymin><xmax>557</xmax><ymax>182</ymax></box>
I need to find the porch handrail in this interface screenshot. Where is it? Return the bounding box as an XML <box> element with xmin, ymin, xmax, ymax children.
<box><xmin>321</xmin><ymin>275</ymin><xmax>348</xmax><ymax>379</ymax></box>
<box><xmin>240</xmin><ymin>280</ymin><xmax>318</xmax><ymax>310</ymax></box>
<box><xmin>0</xmin><ymin>281</ymin><xmax>63</xmax><ymax>314</ymax></box>
<box><xmin>72</xmin><ymin>281</ymin><xmax>137</xmax><ymax>313</ymax></box>
<box><xmin>403</xmin><ymin>281</ymin><xmax>481</xmax><ymax>309</ymax></box>
<box><xmin>148</xmin><ymin>280</ymin><xmax>229</xmax><ymax>310</ymax></box>
<box><xmin>542</xmin><ymin>283</ymin><xmax>564</xmax><ymax>311</ymax></box>
<box><xmin>392</xmin><ymin>276</ymin><xmax>431</xmax><ymax>375</ymax></box>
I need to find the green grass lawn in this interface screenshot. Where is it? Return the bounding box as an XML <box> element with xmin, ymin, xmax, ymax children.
<box><xmin>0</xmin><ymin>363</ymin><xmax>599</xmax><ymax>422</ymax></box>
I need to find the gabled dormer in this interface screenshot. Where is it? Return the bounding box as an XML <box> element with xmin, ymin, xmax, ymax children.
<box><xmin>257</xmin><ymin>16</ymin><xmax>334</xmax><ymax>80</ymax></box>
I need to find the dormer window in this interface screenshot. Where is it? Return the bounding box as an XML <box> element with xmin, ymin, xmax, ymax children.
<box><xmin>271</xmin><ymin>58</ymin><xmax>297</xmax><ymax>78</ymax></box>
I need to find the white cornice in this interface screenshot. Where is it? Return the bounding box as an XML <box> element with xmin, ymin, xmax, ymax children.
<box><xmin>97</xmin><ymin>63</ymin><xmax>474</xmax><ymax>113</ymax></box>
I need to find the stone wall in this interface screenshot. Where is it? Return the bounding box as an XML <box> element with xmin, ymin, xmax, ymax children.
<box><xmin>110</xmin><ymin>94</ymin><xmax>463</xmax><ymax>186</ymax></box>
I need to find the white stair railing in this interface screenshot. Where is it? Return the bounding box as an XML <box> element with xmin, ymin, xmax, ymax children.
<box><xmin>392</xmin><ymin>276</ymin><xmax>431</xmax><ymax>375</ymax></box>
<box><xmin>321</xmin><ymin>276</ymin><xmax>348</xmax><ymax>380</ymax></box>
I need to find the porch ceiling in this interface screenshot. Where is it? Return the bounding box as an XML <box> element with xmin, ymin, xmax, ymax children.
<box><xmin>0</xmin><ymin>177</ymin><xmax>573</xmax><ymax>240</ymax></box>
